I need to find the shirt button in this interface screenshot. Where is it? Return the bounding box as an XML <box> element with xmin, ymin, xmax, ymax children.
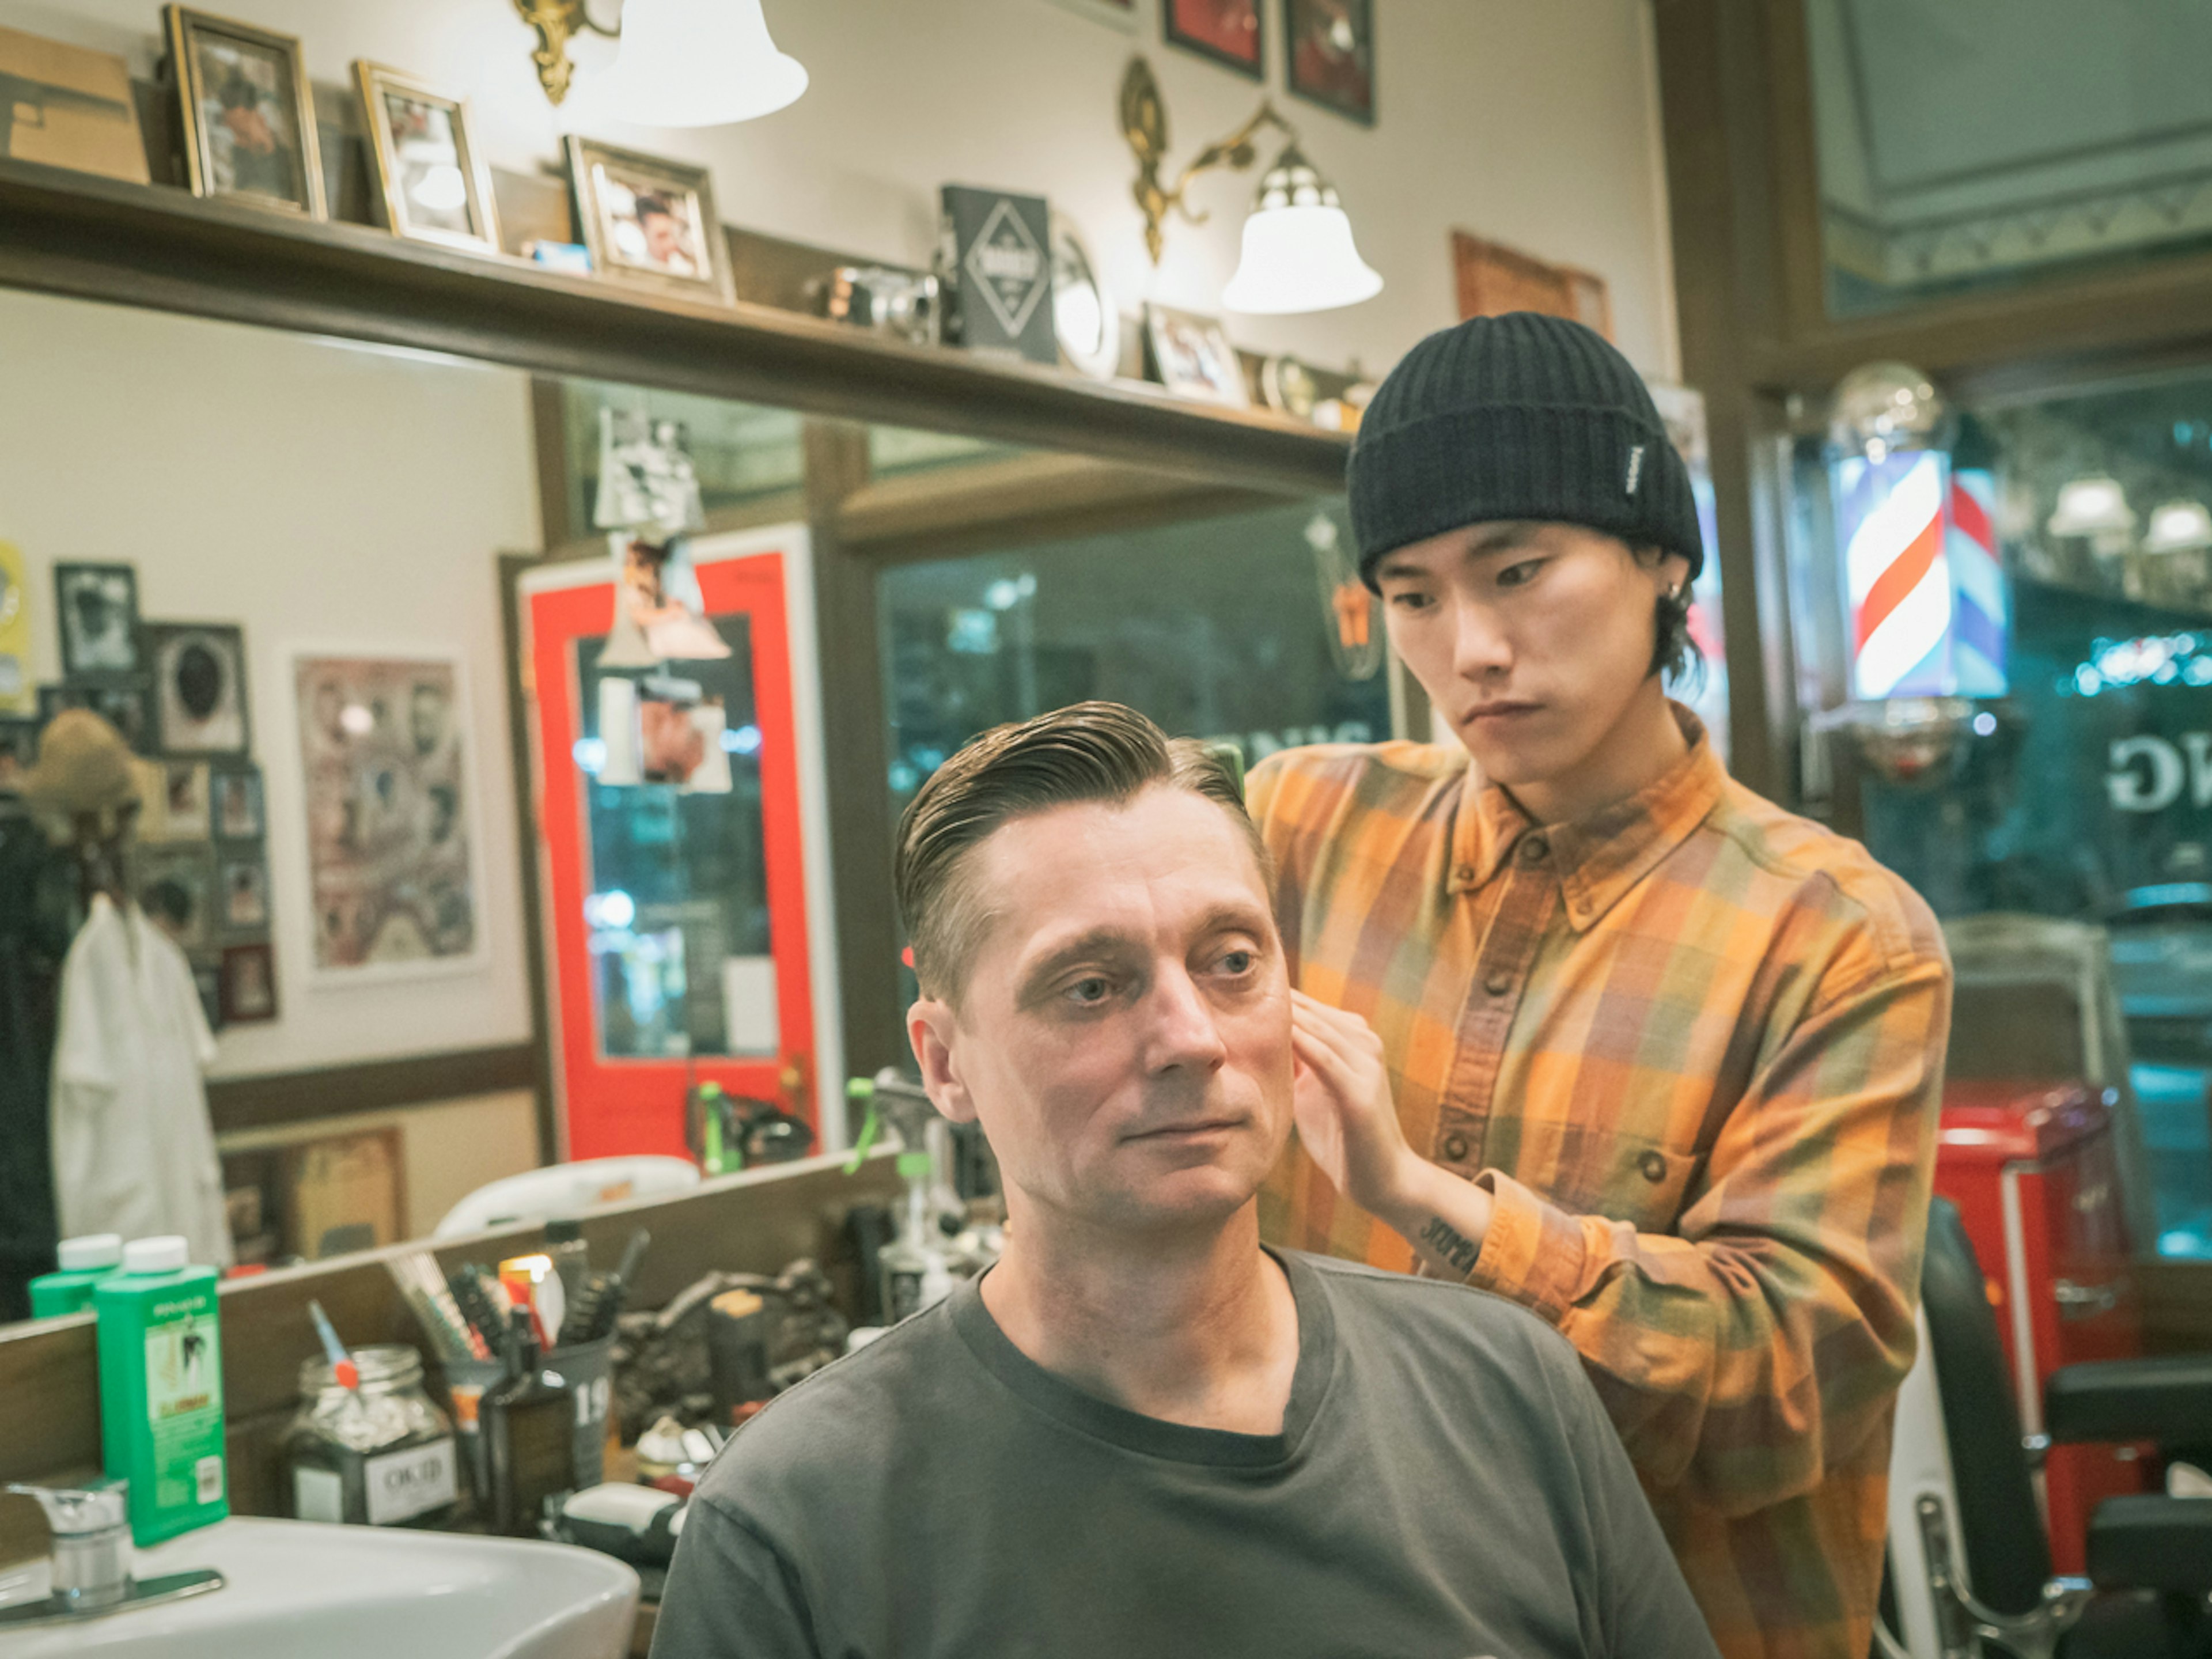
<box><xmin>1484</xmin><ymin>972</ymin><xmax>1513</xmax><ymax>997</ymax></box>
<box><xmin>1519</xmin><ymin>836</ymin><xmax>1550</xmax><ymax>865</ymax></box>
<box><xmin>1442</xmin><ymin>1134</ymin><xmax>1471</xmax><ymax>1162</ymax></box>
<box><xmin>1638</xmin><ymin>1150</ymin><xmax>1669</xmax><ymax>1183</ymax></box>
<box><xmin>1454</xmin><ymin>864</ymin><xmax>1477</xmax><ymax>884</ymax></box>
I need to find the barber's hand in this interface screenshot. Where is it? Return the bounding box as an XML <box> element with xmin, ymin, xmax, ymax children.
<box><xmin>1289</xmin><ymin>991</ymin><xmax>1423</xmax><ymax>1220</ymax></box>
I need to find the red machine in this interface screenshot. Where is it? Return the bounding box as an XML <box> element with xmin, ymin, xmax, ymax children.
<box><xmin>1931</xmin><ymin>1081</ymin><xmax>2150</xmax><ymax>1574</ymax></box>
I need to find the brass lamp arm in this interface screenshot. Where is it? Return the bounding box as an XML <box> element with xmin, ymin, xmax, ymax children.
<box><xmin>1172</xmin><ymin>101</ymin><xmax>1298</xmax><ymax>219</ymax></box>
<box><xmin>1121</xmin><ymin>55</ymin><xmax>1302</xmax><ymax>266</ymax></box>
<box><xmin>514</xmin><ymin>0</ymin><xmax>623</xmax><ymax>106</ymax></box>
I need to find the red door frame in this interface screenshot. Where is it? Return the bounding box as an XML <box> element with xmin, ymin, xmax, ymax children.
<box><xmin>528</xmin><ymin>548</ymin><xmax>815</xmax><ymax>1160</ymax></box>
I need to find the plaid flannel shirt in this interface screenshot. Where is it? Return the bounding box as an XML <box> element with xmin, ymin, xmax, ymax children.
<box><xmin>1249</xmin><ymin>709</ymin><xmax>1949</xmax><ymax>1659</ymax></box>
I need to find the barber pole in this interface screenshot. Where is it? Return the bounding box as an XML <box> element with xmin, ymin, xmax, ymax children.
<box><xmin>1838</xmin><ymin>450</ymin><xmax>1955</xmax><ymax>700</ymax></box>
<box><xmin>1947</xmin><ymin>467</ymin><xmax>2009</xmax><ymax>696</ymax></box>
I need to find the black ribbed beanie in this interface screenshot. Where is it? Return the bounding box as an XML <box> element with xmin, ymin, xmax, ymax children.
<box><xmin>1348</xmin><ymin>313</ymin><xmax>1702</xmax><ymax>589</ymax></box>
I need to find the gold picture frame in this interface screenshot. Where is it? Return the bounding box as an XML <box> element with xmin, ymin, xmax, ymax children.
<box><xmin>164</xmin><ymin>5</ymin><xmax>324</xmax><ymax>218</ymax></box>
<box><xmin>352</xmin><ymin>62</ymin><xmax>499</xmax><ymax>255</ymax></box>
<box><xmin>564</xmin><ymin>135</ymin><xmax>734</xmax><ymax>305</ymax></box>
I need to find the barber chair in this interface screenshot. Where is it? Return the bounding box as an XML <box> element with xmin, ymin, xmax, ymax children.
<box><xmin>1879</xmin><ymin>1198</ymin><xmax>2212</xmax><ymax>1658</ymax></box>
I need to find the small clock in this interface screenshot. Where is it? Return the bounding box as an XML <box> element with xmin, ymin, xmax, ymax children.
<box><xmin>1050</xmin><ymin>212</ymin><xmax>1121</xmax><ymax>381</ymax></box>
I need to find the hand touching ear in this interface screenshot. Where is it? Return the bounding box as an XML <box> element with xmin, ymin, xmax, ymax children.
<box><xmin>1289</xmin><ymin>991</ymin><xmax>1418</xmax><ymax>1217</ymax></box>
<box><xmin>1289</xmin><ymin>990</ymin><xmax>1494</xmax><ymax>1278</ymax></box>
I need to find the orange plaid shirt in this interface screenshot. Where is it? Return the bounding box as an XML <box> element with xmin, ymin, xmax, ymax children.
<box><xmin>1250</xmin><ymin>708</ymin><xmax>1949</xmax><ymax>1659</ymax></box>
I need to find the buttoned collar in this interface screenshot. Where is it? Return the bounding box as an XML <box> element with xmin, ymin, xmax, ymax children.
<box><xmin>1445</xmin><ymin>704</ymin><xmax>1725</xmax><ymax>932</ymax></box>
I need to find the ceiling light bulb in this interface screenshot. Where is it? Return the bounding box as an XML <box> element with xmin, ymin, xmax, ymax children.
<box><xmin>596</xmin><ymin>0</ymin><xmax>808</xmax><ymax>128</ymax></box>
<box><xmin>1221</xmin><ymin>145</ymin><xmax>1381</xmax><ymax>316</ymax></box>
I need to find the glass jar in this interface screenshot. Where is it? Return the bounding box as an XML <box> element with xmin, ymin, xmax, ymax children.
<box><xmin>282</xmin><ymin>1344</ymin><xmax>459</xmax><ymax>1528</ymax></box>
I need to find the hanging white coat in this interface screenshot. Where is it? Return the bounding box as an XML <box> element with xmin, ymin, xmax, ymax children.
<box><xmin>50</xmin><ymin>895</ymin><xmax>232</xmax><ymax>1268</ymax></box>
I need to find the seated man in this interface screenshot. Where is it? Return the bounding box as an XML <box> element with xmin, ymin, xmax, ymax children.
<box><xmin>650</xmin><ymin>702</ymin><xmax>1719</xmax><ymax>1659</ymax></box>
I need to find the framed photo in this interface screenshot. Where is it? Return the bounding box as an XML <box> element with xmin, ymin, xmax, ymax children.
<box><xmin>151</xmin><ymin>760</ymin><xmax>213</xmax><ymax>842</ymax></box>
<box><xmin>220</xmin><ymin>941</ymin><xmax>279</xmax><ymax>1023</ymax></box>
<box><xmin>137</xmin><ymin>844</ymin><xmax>218</xmax><ymax>954</ymax></box>
<box><xmin>219</xmin><ymin>851</ymin><xmax>270</xmax><ymax>933</ymax></box>
<box><xmin>147</xmin><ymin>622</ymin><xmax>250</xmax><ymax>756</ymax></box>
<box><xmin>1143</xmin><ymin>304</ymin><xmax>1251</xmax><ymax>410</ymax></box>
<box><xmin>0</xmin><ymin>25</ymin><xmax>149</xmax><ymax>185</ymax></box>
<box><xmin>352</xmin><ymin>62</ymin><xmax>500</xmax><ymax>255</ymax></box>
<box><xmin>293</xmin><ymin>652</ymin><xmax>482</xmax><ymax>977</ymax></box>
<box><xmin>212</xmin><ymin>766</ymin><xmax>264</xmax><ymax>839</ymax></box>
<box><xmin>1285</xmin><ymin>0</ymin><xmax>1374</xmax><ymax>126</ymax></box>
<box><xmin>564</xmin><ymin>137</ymin><xmax>734</xmax><ymax>304</ymax></box>
<box><xmin>1165</xmin><ymin>0</ymin><xmax>1263</xmax><ymax>78</ymax></box>
<box><xmin>164</xmin><ymin>6</ymin><xmax>324</xmax><ymax>218</ymax></box>
<box><xmin>54</xmin><ymin>563</ymin><xmax>141</xmax><ymax>677</ymax></box>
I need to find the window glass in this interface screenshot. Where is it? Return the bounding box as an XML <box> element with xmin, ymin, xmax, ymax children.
<box><xmin>1805</xmin><ymin>0</ymin><xmax>2212</xmax><ymax>316</ymax></box>
<box><xmin>1786</xmin><ymin>369</ymin><xmax>2212</xmax><ymax>1256</ymax></box>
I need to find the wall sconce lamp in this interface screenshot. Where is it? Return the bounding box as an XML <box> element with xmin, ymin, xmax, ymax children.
<box><xmin>1120</xmin><ymin>56</ymin><xmax>1380</xmax><ymax>315</ymax></box>
<box><xmin>514</xmin><ymin>0</ymin><xmax>808</xmax><ymax>126</ymax></box>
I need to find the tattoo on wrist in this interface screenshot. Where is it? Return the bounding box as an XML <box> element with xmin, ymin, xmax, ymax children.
<box><xmin>1419</xmin><ymin>1215</ymin><xmax>1478</xmax><ymax>1274</ymax></box>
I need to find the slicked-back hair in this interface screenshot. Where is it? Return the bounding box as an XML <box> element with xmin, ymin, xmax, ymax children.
<box><xmin>895</xmin><ymin>702</ymin><xmax>1264</xmax><ymax>1006</ymax></box>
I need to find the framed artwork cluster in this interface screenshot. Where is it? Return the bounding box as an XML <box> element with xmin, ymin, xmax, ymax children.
<box><xmin>40</xmin><ymin>559</ymin><xmax>277</xmax><ymax>1028</ymax></box>
<box><xmin>158</xmin><ymin>8</ymin><xmax>736</xmax><ymax>305</ymax></box>
<box><xmin>292</xmin><ymin>653</ymin><xmax>481</xmax><ymax>979</ymax></box>
<box><xmin>161</xmin><ymin>6</ymin><xmax>501</xmax><ymax>257</ymax></box>
<box><xmin>1160</xmin><ymin>0</ymin><xmax>1376</xmax><ymax>126</ymax></box>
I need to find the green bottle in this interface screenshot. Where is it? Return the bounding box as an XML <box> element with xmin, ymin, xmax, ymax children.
<box><xmin>28</xmin><ymin>1233</ymin><xmax>123</xmax><ymax>1318</ymax></box>
<box><xmin>93</xmin><ymin>1235</ymin><xmax>228</xmax><ymax>1546</ymax></box>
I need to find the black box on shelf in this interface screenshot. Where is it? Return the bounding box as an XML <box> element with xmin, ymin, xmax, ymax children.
<box><xmin>938</xmin><ymin>184</ymin><xmax>1056</xmax><ymax>365</ymax></box>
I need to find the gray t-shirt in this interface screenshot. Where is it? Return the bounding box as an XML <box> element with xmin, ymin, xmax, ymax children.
<box><xmin>650</xmin><ymin>1251</ymin><xmax>1718</xmax><ymax>1659</ymax></box>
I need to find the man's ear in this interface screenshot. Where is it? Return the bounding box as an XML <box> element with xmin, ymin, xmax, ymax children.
<box><xmin>907</xmin><ymin>997</ymin><xmax>979</xmax><ymax>1124</ymax></box>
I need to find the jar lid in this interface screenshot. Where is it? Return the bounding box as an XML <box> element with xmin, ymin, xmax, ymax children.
<box><xmin>57</xmin><ymin>1233</ymin><xmax>123</xmax><ymax>1271</ymax></box>
<box><xmin>123</xmin><ymin>1236</ymin><xmax>188</xmax><ymax>1274</ymax></box>
<box><xmin>299</xmin><ymin>1343</ymin><xmax>425</xmax><ymax>1395</ymax></box>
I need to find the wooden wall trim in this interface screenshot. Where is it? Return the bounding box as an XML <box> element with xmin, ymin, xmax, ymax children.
<box><xmin>205</xmin><ymin>1043</ymin><xmax>539</xmax><ymax>1134</ymax></box>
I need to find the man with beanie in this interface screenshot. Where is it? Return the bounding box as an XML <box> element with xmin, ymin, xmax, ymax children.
<box><xmin>1255</xmin><ymin>313</ymin><xmax>1949</xmax><ymax>1659</ymax></box>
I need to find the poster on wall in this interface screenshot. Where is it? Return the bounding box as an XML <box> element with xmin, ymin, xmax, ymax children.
<box><xmin>293</xmin><ymin>652</ymin><xmax>480</xmax><ymax>978</ymax></box>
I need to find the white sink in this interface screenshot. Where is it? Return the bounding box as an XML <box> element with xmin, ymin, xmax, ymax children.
<box><xmin>0</xmin><ymin>1517</ymin><xmax>639</xmax><ymax>1659</ymax></box>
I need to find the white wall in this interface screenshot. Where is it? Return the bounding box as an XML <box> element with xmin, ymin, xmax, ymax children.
<box><xmin>0</xmin><ymin>289</ymin><xmax>541</xmax><ymax>1076</ymax></box>
<box><xmin>0</xmin><ymin>0</ymin><xmax>1679</xmax><ymax>378</ymax></box>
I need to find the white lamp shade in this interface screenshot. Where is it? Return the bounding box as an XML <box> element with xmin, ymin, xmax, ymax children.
<box><xmin>2047</xmin><ymin>475</ymin><xmax>2135</xmax><ymax>537</ymax></box>
<box><xmin>597</xmin><ymin>0</ymin><xmax>808</xmax><ymax>128</ymax></box>
<box><xmin>1221</xmin><ymin>204</ymin><xmax>1382</xmax><ymax>315</ymax></box>
<box><xmin>2145</xmin><ymin>498</ymin><xmax>2212</xmax><ymax>554</ymax></box>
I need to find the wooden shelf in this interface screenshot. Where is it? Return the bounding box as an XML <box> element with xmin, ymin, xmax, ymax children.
<box><xmin>0</xmin><ymin>156</ymin><xmax>1350</xmax><ymax>494</ymax></box>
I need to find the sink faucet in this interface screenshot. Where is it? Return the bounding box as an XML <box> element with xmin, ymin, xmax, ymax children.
<box><xmin>0</xmin><ymin>1484</ymin><xmax>223</xmax><ymax>1630</ymax></box>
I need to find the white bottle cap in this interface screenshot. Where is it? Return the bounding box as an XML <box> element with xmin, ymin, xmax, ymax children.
<box><xmin>122</xmin><ymin>1236</ymin><xmax>190</xmax><ymax>1274</ymax></box>
<box><xmin>56</xmin><ymin>1234</ymin><xmax>123</xmax><ymax>1272</ymax></box>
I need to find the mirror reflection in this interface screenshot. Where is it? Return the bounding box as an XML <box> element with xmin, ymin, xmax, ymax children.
<box><xmin>0</xmin><ymin>285</ymin><xmax>1384</xmax><ymax>1320</ymax></box>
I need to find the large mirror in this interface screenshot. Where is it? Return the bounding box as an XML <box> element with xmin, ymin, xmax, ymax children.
<box><xmin>0</xmin><ymin>285</ymin><xmax>1391</xmax><ymax>1324</ymax></box>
